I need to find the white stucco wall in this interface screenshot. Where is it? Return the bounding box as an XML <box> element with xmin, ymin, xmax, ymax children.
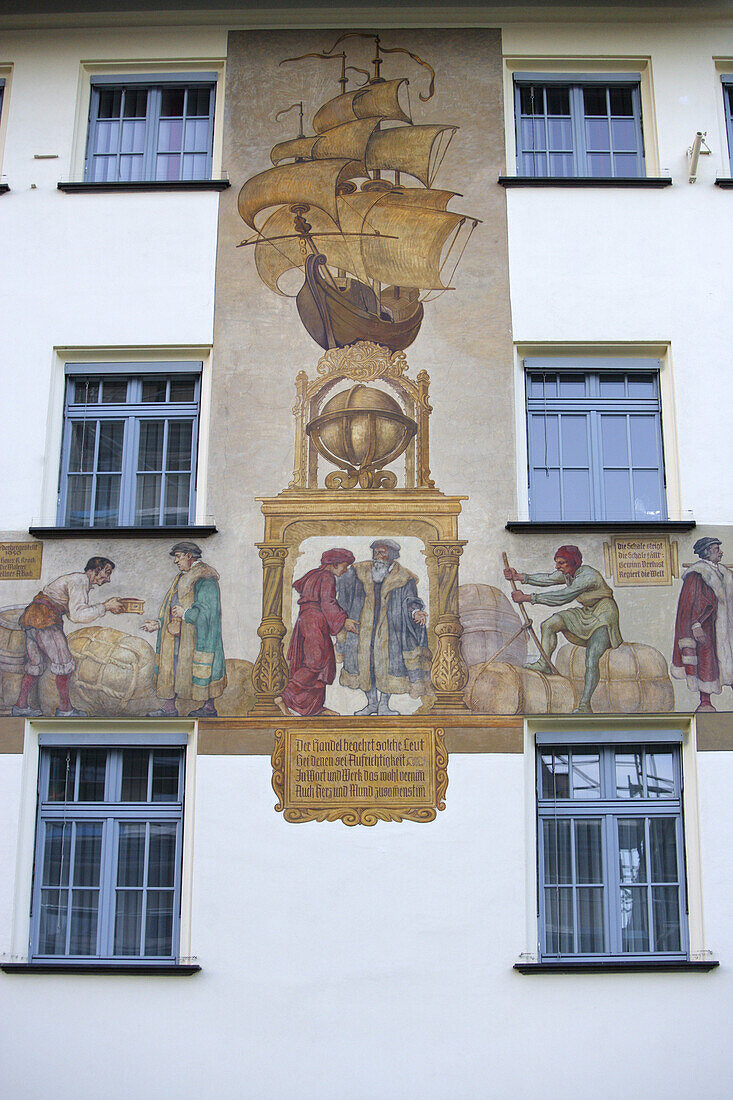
<box><xmin>0</xmin><ymin>748</ymin><xmax>731</xmax><ymax>1100</ymax></box>
<box><xmin>502</xmin><ymin>20</ymin><xmax>733</xmax><ymax>524</ymax></box>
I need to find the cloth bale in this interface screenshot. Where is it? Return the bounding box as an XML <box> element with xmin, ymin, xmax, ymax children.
<box><xmin>458</xmin><ymin>584</ymin><xmax>527</xmax><ymax>667</ymax></box>
<box><xmin>39</xmin><ymin>626</ymin><xmax>156</xmax><ymax>716</ymax></box>
<box><xmin>465</xmin><ymin>660</ymin><xmax>577</xmax><ymax>714</ymax></box>
<box><xmin>555</xmin><ymin>641</ymin><xmax>674</xmax><ymax>713</ymax></box>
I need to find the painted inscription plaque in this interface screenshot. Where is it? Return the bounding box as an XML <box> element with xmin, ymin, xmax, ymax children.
<box><xmin>604</xmin><ymin>536</ymin><xmax>678</xmax><ymax>587</ymax></box>
<box><xmin>272</xmin><ymin>727</ymin><xmax>448</xmax><ymax>825</ymax></box>
<box><xmin>0</xmin><ymin>542</ymin><xmax>43</xmax><ymax>580</ymax></box>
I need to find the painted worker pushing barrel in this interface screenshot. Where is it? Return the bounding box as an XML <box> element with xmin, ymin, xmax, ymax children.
<box><xmin>503</xmin><ymin>544</ymin><xmax>623</xmax><ymax>713</ymax></box>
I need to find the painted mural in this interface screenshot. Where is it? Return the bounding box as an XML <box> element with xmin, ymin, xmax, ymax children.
<box><xmin>0</xmin><ymin>31</ymin><xmax>729</xmax><ymax>724</ymax></box>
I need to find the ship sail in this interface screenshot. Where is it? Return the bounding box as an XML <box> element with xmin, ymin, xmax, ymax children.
<box><xmin>311</xmin><ymin>117</ymin><xmax>382</xmax><ymax>167</ymax></box>
<box><xmin>270</xmin><ymin>135</ymin><xmax>317</xmax><ymax>165</ymax></box>
<box><xmin>365</xmin><ymin>124</ymin><xmax>457</xmax><ymax>188</ymax></box>
<box><xmin>360</xmin><ymin>202</ymin><xmax>465</xmax><ymax>289</ymax></box>
<box><xmin>238</xmin><ymin>158</ymin><xmax>359</xmax><ymax>229</ymax></box>
<box><xmin>313</xmin><ymin>78</ymin><xmax>411</xmax><ymax>133</ymax></box>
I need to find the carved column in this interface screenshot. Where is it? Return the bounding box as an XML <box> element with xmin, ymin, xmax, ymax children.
<box><xmin>429</xmin><ymin>541</ymin><xmax>469</xmax><ymax>713</ymax></box>
<box><xmin>250</xmin><ymin>544</ymin><xmax>289</xmax><ymax>715</ymax></box>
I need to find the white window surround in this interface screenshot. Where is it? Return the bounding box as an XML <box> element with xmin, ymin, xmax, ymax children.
<box><xmin>520</xmin><ymin>717</ymin><xmax>708</xmax><ymax>965</ymax></box>
<box><xmin>0</xmin><ymin>64</ymin><xmax>13</xmax><ymax>182</ymax></box>
<box><xmin>38</xmin><ymin>346</ymin><xmax>214</xmax><ymax>527</ymax></box>
<box><xmin>503</xmin><ymin>57</ymin><xmax>661</xmax><ymax>178</ymax></box>
<box><xmin>714</xmin><ymin>59</ymin><xmax>733</xmax><ymax>179</ymax></box>
<box><xmin>67</xmin><ymin>59</ymin><xmax>226</xmax><ymax>184</ymax></box>
<box><xmin>512</xmin><ymin>343</ymin><xmax>684</xmax><ymax>523</ymax></box>
<box><xmin>9</xmin><ymin>720</ymin><xmax>198</xmax><ymax>965</ymax></box>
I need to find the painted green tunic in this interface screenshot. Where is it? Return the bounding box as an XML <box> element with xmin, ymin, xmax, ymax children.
<box><xmin>524</xmin><ymin>565</ymin><xmax>623</xmax><ymax>649</ymax></box>
<box><xmin>155</xmin><ymin>561</ymin><xmax>227</xmax><ymax>701</ymax></box>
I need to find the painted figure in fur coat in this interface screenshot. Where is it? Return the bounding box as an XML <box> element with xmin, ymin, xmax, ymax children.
<box><xmin>336</xmin><ymin>539</ymin><xmax>431</xmax><ymax>716</ymax></box>
<box><xmin>672</xmin><ymin>536</ymin><xmax>733</xmax><ymax>712</ymax></box>
<box><xmin>142</xmin><ymin>541</ymin><xmax>226</xmax><ymax>717</ymax></box>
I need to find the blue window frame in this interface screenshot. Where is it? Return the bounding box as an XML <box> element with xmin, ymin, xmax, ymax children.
<box><xmin>30</xmin><ymin>742</ymin><xmax>185</xmax><ymax>962</ymax></box>
<box><xmin>58</xmin><ymin>364</ymin><xmax>201</xmax><ymax>528</ymax></box>
<box><xmin>526</xmin><ymin>360</ymin><xmax>667</xmax><ymax>522</ymax></box>
<box><xmin>537</xmin><ymin>736</ymin><xmax>687</xmax><ymax>961</ymax></box>
<box><xmin>514</xmin><ymin>73</ymin><xmax>645</xmax><ymax>178</ymax></box>
<box><xmin>85</xmin><ymin>73</ymin><xmax>217</xmax><ymax>183</ymax></box>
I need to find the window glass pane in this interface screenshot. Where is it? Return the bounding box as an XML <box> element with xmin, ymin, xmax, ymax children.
<box><xmin>519</xmin><ymin>85</ymin><xmax>543</xmax><ymax>115</ymax></box>
<box><xmin>119</xmin><ymin>153</ymin><xmax>144</xmax><ymax>181</ymax></box>
<box><xmin>114</xmin><ymin>889</ymin><xmax>142</xmax><ymax>955</ymax></box>
<box><xmin>632</xmin><ymin>469</ymin><xmax>664</xmax><ymax>521</ymax></box>
<box><xmin>121</xmin><ymin>749</ymin><xmax>150</xmax><ymax>801</ymax></box>
<box><xmin>629</xmin><ymin>415</ymin><xmax>659</xmax><ymax>468</ymax></box>
<box><xmin>100</xmin><ymin>379</ymin><xmax>128</xmax><ymax>404</ymax></box>
<box><xmin>160</xmin><ymin>87</ymin><xmax>185</xmax><ymax>117</ymax></box>
<box><xmin>69</xmin><ymin>888</ymin><xmax>99</xmax><ymax>955</ymax></box>
<box><xmin>598</xmin><ymin>374</ymin><xmax>626</xmax><ymax>398</ymax></box>
<box><xmin>183</xmin><ymin>118</ymin><xmax>210</xmax><ymax>153</ymax></box>
<box><xmin>547</xmin><ymin>117</ymin><xmax>572</xmax><ymax>149</ymax></box>
<box><xmin>158</xmin><ymin>118</ymin><xmax>184</xmax><ymax>154</ymax></box>
<box><xmin>156</xmin><ymin>153</ymin><xmax>182</xmax><ymax>181</ymax></box>
<box><xmin>166</xmin><ymin>421</ymin><xmax>193</xmax><ymax>471</ymax></box>
<box><xmin>122</xmin><ymin>88</ymin><xmax>147</xmax><ymax>118</ymax></box>
<box><xmin>587</xmin><ymin>152</ymin><xmax>612</xmax><ymax>176</ymax></box>
<box><xmin>652</xmin><ymin>886</ymin><xmax>681</xmax><ymax>951</ymax></box>
<box><xmin>529</xmin><ymin>413</ymin><xmax>560</xmax><ymax>466</ymax></box>
<box><xmin>649</xmin><ymin>818</ymin><xmax>678</xmax><ymax>882</ymax></box>
<box><xmin>571</xmin><ymin>753</ymin><xmax>600</xmax><ymax>798</ymax></box>
<box><xmin>188</xmin><ymin>87</ymin><xmax>211</xmax><ymax>117</ymax></box>
<box><xmin>77</xmin><ymin>750</ymin><xmax>106</xmax><ymax>801</ymax></box>
<box><xmin>609</xmin><ymin>86</ymin><xmax>634</xmax><ymax>116</ymax></box>
<box><xmin>142</xmin><ymin>379</ymin><xmax>168</xmax><ymax>403</ymax></box>
<box><xmin>585</xmin><ymin>118</ymin><xmax>610</xmax><ymax>152</ymax></box>
<box><xmin>38</xmin><ymin>890</ymin><xmax>68</xmax><ymax>955</ymax></box>
<box><xmin>120</xmin><ymin>118</ymin><xmax>146</xmax><ymax>155</ymax></box>
<box><xmin>138</xmin><ymin>420</ymin><xmax>165</xmax><ymax>471</ymax></box>
<box><xmin>616</xmin><ymin>752</ymin><xmax>644</xmax><ymax>798</ymax></box>
<box><xmin>562</xmin><ymin>470</ymin><xmax>592</xmax><ymax>521</ymax></box>
<box><xmin>96</xmin><ymin>421</ymin><xmax>124</xmax><ymax>471</ymax></box>
<box><xmin>558</xmin><ymin>375</ymin><xmax>587</xmax><ymax>398</ymax></box>
<box><xmin>169</xmin><ymin>378</ymin><xmax>196</xmax><ymax>403</ymax></box>
<box><xmin>145</xmin><ymin>890</ymin><xmax>174</xmax><ymax>955</ymax></box>
<box><xmin>542</xmin><ymin>819</ymin><xmax>572</xmax><ymax>884</ymax></box>
<box><xmin>520</xmin><ymin>118</ymin><xmax>546</xmax><ymax>152</ymax></box>
<box><xmin>541</xmin><ymin>752</ymin><xmax>570</xmax><ymax>798</ymax></box>
<box><xmin>71</xmin><ymin>378</ymin><xmax>100</xmax><ymax>404</ymax></box>
<box><xmin>620</xmin><ymin>886</ymin><xmax>650</xmax><ymax>952</ymax></box>
<box><xmin>577</xmin><ymin>888</ymin><xmax>605</xmax><ymax>952</ymax></box>
<box><xmin>135</xmin><ymin>473</ymin><xmax>162</xmax><ymax>525</ymax></box>
<box><xmin>152</xmin><ymin>750</ymin><xmax>180</xmax><ymax>801</ymax></box>
<box><xmin>544</xmin><ymin>887</ymin><xmax>574</xmax><ymax>954</ymax></box>
<box><xmin>603</xmin><ymin>468</ymin><xmax>632</xmax><ymax>520</ymax></box>
<box><xmin>611</xmin><ymin>117</ymin><xmax>637</xmax><ymax>151</ymax></box>
<box><xmin>646</xmin><ymin>751</ymin><xmax>675</xmax><ymax>798</ymax></box>
<box><xmin>42</xmin><ymin>822</ymin><xmax>71</xmax><ymax>886</ymax></box>
<box><xmin>94</xmin><ymin>475</ymin><xmax>122</xmax><ymax>527</ymax></box>
<box><xmin>546</xmin><ymin>86</ymin><xmax>570</xmax><ymax>115</ymax></box>
<box><xmin>614</xmin><ymin>150</ymin><xmax>639</xmax><ymax>174</ymax></box>
<box><xmin>627</xmin><ymin>373</ymin><xmax>657</xmax><ymax>399</ymax></box>
<box><xmin>48</xmin><ymin>749</ymin><xmax>74</xmax><ymax>801</ymax></box>
<box><xmin>68</xmin><ymin>421</ymin><xmax>97</xmax><ymax>472</ymax></box>
<box><xmin>97</xmin><ymin>88</ymin><xmax>122</xmax><ymax>119</ymax></box>
<box><xmin>618</xmin><ymin>818</ymin><xmax>647</xmax><ymax>883</ymax></box>
<box><xmin>575</xmin><ymin>819</ymin><xmax>603</xmax><ymax>882</ymax></box>
<box><xmin>560</xmin><ymin>415</ymin><xmax>589</xmax><ymax>465</ymax></box>
<box><xmin>163</xmin><ymin>475</ymin><xmax>191</xmax><ymax>525</ymax></box>
<box><xmin>148</xmin><ymin>823</ymin><xmax>177</xmax><ymax>887</ymax></box>
<box><xmin>583</xmin><ymin>86</ymin><xmax>608</xmax><ymax>116</ymax></box>
<box><xmin>73</xmin><ymin>822</ymin><xmax>102</xmax><ymax>887</ymax></box>
<box><xmin>66</xmin><ymin>475</ymin><xmax>93</xmax><ymax>527</ymax></box>
<box><xmin>118</xmin><ymin>822</ymin><xmax>146</xmax><ymax>887</ymax></box>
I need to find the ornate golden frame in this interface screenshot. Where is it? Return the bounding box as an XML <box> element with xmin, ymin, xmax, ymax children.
<box><xmin>271</xmin><ymin>726</ymin><xmax>449</xmax><ymax>825</ymax></box>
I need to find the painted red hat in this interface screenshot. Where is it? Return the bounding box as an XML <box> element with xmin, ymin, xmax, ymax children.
<box><xmin>321</xmin><ymin>548</ymin><xmax>355</xmax><ymax>566</ymax></box>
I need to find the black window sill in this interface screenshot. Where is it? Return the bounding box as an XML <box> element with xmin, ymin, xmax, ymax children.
<box><xmin>498</xmin><ymin>176</ymin><xmax>673</xmax><ymax>188</ymax></box>
<box><xmin>57</xmin><ymin>180</ymin><xmax>230</xmax><ymax>194</ymax></box>
<box><xmin>715</xmin><ymin>178</ymin><xmax>733</xmax><ymax>188</ymax></box>
<box><xmin>505</xmin><ymin>520</ymin><xmax>695</xmax><ymax>533</ymax></box>
<box><xmin>1</xmin><ymin>961</ymin><xmax>200</xmax><ymax>975</ymax></box>
<box><xmin>0</xmin><ymin>184</ymin><xmax>9</xmax><ymax>195</ymax></box>
<box><xmin>28</xmin><ymin>525</ymin><xmax>217</xmax><ymax>540</ymax></box>
<box><xmin>515</xmin><ymin>959</ymin><xmax>718</xmax><ymax>974</ymax></box>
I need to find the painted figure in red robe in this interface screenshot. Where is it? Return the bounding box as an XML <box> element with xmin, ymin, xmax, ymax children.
<box><xmin>277</xmin><ymin>548</ymin><xmax>359</xmax><ymax>717</ymax></box>
<box><xmin>672</xmin><ymin>536</ymin><xmax>733</xmax><ymax>712</ymax></box>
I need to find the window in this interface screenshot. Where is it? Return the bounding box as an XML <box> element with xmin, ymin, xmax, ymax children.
<box><xmin>30</xmin><ymin>743</ymin><xmax>185</xmax><ymax>962</ymax></box>
<box><xmin>58</xmin><ymin>364</ymin><xmax>201</xmax><ymax>528</ymax></box>
<box><xmin>537</xmin><ymin>737</ymin><xmax>687</xmax><ymax>961</ymax></box>
<box><xmin>723</xmin><ymin>76</ymin><xmax>733</xmax><ymax>172</ymax></box>
<box><xmin>514</xmin><ymin>73</ymin><xmax>645</xmax><ymax>178</ymax></box>
<box><xmin>85</xmin><ymin>74</ymin><xmax>216</xmax><ymax>183</ymax></box>
<box><xmin>526</xmin><ymin>361</ymin><xmax>666</xmax><ymax>522</ymax></box>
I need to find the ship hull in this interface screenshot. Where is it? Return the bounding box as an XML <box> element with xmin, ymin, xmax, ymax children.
<box><xmin>296</xmin><ymin>254</ymin><xmax>424</xmax><ymax>353</ymax></box>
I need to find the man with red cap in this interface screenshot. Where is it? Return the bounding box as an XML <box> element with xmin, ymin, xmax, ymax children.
<box><xmin>278</xmin><ymin>548</ymin><xmax>359</xmax><ymax>717</ymax></box>
<box><xmin>504</xmin><ymin>544</ymin><xmax>622</xmax><ymax>713</ymax></box>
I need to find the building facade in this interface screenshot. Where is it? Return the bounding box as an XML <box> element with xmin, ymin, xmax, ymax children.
<box><xmin>1</xmin><ymin>2</ymin><xmax>732</xmax><ymax>1096</ymax></box>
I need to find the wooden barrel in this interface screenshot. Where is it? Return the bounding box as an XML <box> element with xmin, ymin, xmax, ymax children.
<box><xmin>39</xmin><ymin>626</ymin><xmax>156</xmax><ymax>717</ymax></box>
<box><xmin>555</xmin><ymin>642</ymin><xmax>674</xmax><ymax>713</ymax></box>
<box><xmin>458</xmin><ymin>584</ymin><xmax>527</xmax><ymax>667</ymax></box>
<box><xmin>466</xmin><ymin>661</ymin><xmax>577</xmax><ymax>714</ymax></box>
<box><xmin>0</xmin><ymin>605</ymin><xmax>28</xmax><ymax>708</ymax></box>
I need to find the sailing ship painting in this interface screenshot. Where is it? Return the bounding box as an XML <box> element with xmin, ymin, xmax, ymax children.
<box><xmin>237</xmin><ymin>33</ymin><xmax>480</xmax><ymax>353</ymax></box>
